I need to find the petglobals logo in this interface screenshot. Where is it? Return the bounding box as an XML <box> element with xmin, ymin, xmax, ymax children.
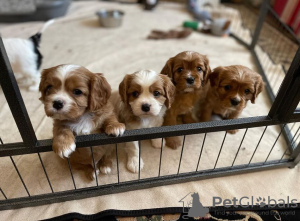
<box><xmin>179</xmin><ymin>192</ymin><xmax>209</xmax><ymax>219</ymax></box>
<box><xmin>213</xmin><ymin>196</ymin><xmax>298</xmax><ymax>208</ymax></box>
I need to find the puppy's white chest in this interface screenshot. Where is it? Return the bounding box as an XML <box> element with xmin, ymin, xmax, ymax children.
<box><xmin>67</xmin><ymin>112</ymin><xmax>95</xmax><ymax>135</ymax></box>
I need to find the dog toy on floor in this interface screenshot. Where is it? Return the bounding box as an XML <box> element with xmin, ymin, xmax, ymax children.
<box><xmin>147</xmin><ymin>29</ymin><xmax>192</xmax><ymax>39</ymax></box>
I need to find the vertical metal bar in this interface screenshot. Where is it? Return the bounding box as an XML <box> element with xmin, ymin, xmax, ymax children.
<box><xmin>90</xmin><ymin>147</ymin><xmax>98</xmax><ymax>186</ymax></box>
<box><xmin>280</xmin><ymin>126</ymin><xmax>300</xmax><ymax>161</ymax></box>
<box><xmin>196</xmin><ymin>133</ymin><xmax>207</xmax><ymax>172</ymax></box>
<box><xmin>138</xmin><ymin>140</ymin><xmax>141</xmax><ymax>181</ymax></box>
<box><xmin>158</xmin><ymin>138</ymin><xmax>164</xmax><ymax>177</ymax></box>
<box><xmin>231</xmin><ymin>129</ymin><xmax>248</xmax><ymax>167</ymax></box>
<box><xmin>264</xmin><ymin>125</ymin><xmax>286</xmax><ymax>163</ymax></box>
<box><xmin>177</xmin><ymin>135</ymin><xmax>186</xmax><ymax>175</ymax></box>
<box><xmin>10</xmin><ymin>156</ymin><xmax>30</xmax><ymax>197</ymax></box>
<box><xmin>248</xmin><ymin>126</ymin><xmax>268</xmax><ymax>164</ymax></box>
<box><xmin>214</xmin><ymin>132</ymin><xmax>227</xmax><ymax>169</ymax></box>
<box><xmin>290</xmin><ymin>142</ymin><xmax>300</xmax><ymax>166</ymax></box>
<box><xmin>249</xmin><ymin>0</ymin><xmax>270</xmax><ymax>50</ymax></box>
<box><xmin>37</xmin><ymin>152</ymin><xmax>54</xmax><ymax>193</ymax></box>
<box><xmin>66</xmin><ymin>158</ymin><xmax>76</xmax><ymax>190</ymax></box>
<box><xmin>115</xmin><ymin>144</ymin><xmax>120</xmax><ymax>184</ymax></box>
<box><xmin>0</xmin><ymin>38</ymin><xmax>37</xmax><ymax>148</ymax></box>
<box><xmin>0</xmin><ymin>188</ymin><xmax>7</xmax><ymax>200</ymax></box>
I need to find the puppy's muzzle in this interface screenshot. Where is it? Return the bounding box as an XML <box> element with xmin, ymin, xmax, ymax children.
<box><xmin>186</xmin><ymin>77</ymin><xmax>195</xmax><ymax>85</ymax></box>
<box><xmin>141</xmin><ymin>103</ymin><xmax>151</xmax><ymax>112</ymax></box>
<box><xmin>53</xmin><ymin>100</ymin><xmax>64</xmax><ymax>110</ymax></box>
<box><xmin>230</xmin><ymin>98</ymin><xmax>240</xmax><ymax>106</ymax></box>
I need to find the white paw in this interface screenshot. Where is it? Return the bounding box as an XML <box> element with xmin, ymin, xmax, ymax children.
<box><xmin>100</xmin><ymin>166</ymin><xmax>111</xmax><ymax>174</ymax></box>
<box><xmin>106</xmin><ymin>123</ymin><xmax>125</xmax><ymax>137</ymax></box>
<box><xmin>57</xmin><ymin>143</ymin><xmax>76</xmax><ymax>158</ymax></box>
<box><xmin>111</xmin><ymin>126</ymin><xmax>125</xmax><ymax>137</ymax></box>
<box><xmin>127</xmin><ymin>156</ymin><xmax>144</xmax><ymax>173</ymax></box>
<box><xmin>90</xmin><ymin>169</ymin><xmax>100</xmax><ymax>180</ymax></box>
<box><xmin>151</xmin><ymin>138</ymin><xmax>162</xmax><ymax>149</ymax></box>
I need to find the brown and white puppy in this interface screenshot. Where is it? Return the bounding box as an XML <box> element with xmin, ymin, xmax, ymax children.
<box><xmin>161</xmin><ymin>51</ymin><xmax>211</xmax><ymax>149</ymax></box>
<box><xmin>198</xmin><ymin>65</ymin><xmax>264</xmax><ymax>134</ymax></box>
<box><xmin>110</xmin><ymin>70</ymin><xmax>175</xmax><ymax>173</ymax></box>
<box><xmin>39</xmin><ymin>64</ymin><xmax>125</xmax><ymax>179</ymax></box>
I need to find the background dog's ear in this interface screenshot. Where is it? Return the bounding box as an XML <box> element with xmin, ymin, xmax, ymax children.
<box><xmin>251</xmin><ymin>73</ymin><xmax>264</xmax><ymax>104</ymax></box>
<box><xmin>160</xmin><ymin>57</ymin><xmax>174</xmax><ymax>80</ymax></box>
<box><xmin>160</xmin><ymin>74</ymin><xmax>176</xmax><ymax>108</ymax></box>
<box><xmin>209</xmin><ymin>66</ymin><xmax>223</xmax><ymax>87</ymax></box>
<box><xmin>89</xmin><ymin>73</ymin><xmax>111</xmax><ymax>112</ymax></box>
<box><xmin>203</xmin><ymin>56</ymin><xmax>212</xmax><ymax>84</ymax></box>
<box><xmin>119</xmin><ymin>74</ymin><xmax>132</xmax><ymax>104</ymax></box>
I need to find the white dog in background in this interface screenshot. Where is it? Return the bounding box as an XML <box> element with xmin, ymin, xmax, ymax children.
<box><xmin>2</xmin><ymin>20</ymin><xmax>54</xmax><ymax>91</ymax></box>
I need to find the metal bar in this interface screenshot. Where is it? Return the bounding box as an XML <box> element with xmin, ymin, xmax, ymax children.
<box><xmin>0</xmin><ymin>188</ymin><xmax>7</xmax><ymax>200</ymax></box>
<box><xmin>196</xmin><ymin>133</ymin><xmax>207</xmax><ymax>172</ymax></box>
<box><xmin>249</xmin><ymin>0</ymin><xmax>270</xmax><ymax>50</ymax></box>
<box><xmin>2</xmin><ymin>116</ymin><xmax>300</xmax><ymax>158</ymax></box>
<box><xmin>291</xmin><ymin>142</ymin><xmax>300</xmax><ymax>166</ymax></box>
<box><xmin>158</xmin><ymin>138</ymin><xmax>164</xmax><ymax>177</ymax></box>
<box><xmin>214</xmin><ymin>132</ymin><xmax>227</xmax><ymax>169</ymax></box>
<box><xmin>138</xmin><ymin>140</ymin><xmax>141</xmax><ymax>181</ymax></box>
<box><xmin>115</xmin><ymin>144</ymin><xmax>120</xmax><ymax>184</ymax></box>
<box><xmin>264</xmin><ymin>125</ymin><xmax>285</xmax><ymax>163</ymax></box>
<box><xmin>231</xmin><ymin>129</ymin><xmax>248</xmax><ymax>167</ymax></box>
<box><xmin>280</xmin><ymin>127</ymin><xmax>300</xmax><ymax>161</ymax></box>
<box><xmin>37</xmin><ymin>153</ymin><xmax>54</xmax><ymax>193</ymax></box>
<box><xmin>248</xmin><ymin>126</ymin><xmax>268</xmax><ymax>164</ymax></box>
<box><xmin>269</xmin><ymin>47</ymin><xmax>300</xmax><ymax>121</ymax></box>
<box><xmin>66</xmin><ymin>158</ymin><xmax>76</xmax><ymax>190</ymax></box>
<box><xmin>10</xmin><ymin>156</ymin><xmax>30</xmax><ymax>197</ymax></box>
<box><xmin>0</xmin><ymin>38</ymin><xmax>37</xmax><ymax>148</ymax></box>
<box><xmin>90</xmin><ymin>147</ymin><xmax>98</xmax><ymax>186</ymax></box>
<box><xmin>0</xmin><ymin>160</ymin><xmax>293</xmax><ymax>211</ymax></box>
<box><xmin>177</xmin><ymin>135</ymin><xmax>186</xmax><ymax>175</ymax></box>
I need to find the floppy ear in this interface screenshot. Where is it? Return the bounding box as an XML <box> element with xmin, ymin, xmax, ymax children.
<box><xmin>39</xmin><ymin>68</ymin><xmax>51</xmax><ymax>101</ymax></box>
<box><xmin>119</xmin><ymin>74</ymin><xmax>132</xmax><ymax>104</ymax></box>
<box><xmin>160</xmin><ymin>74</ymin><xmax>176</xmax><ymax>108</ymax></box>
<box><xmin>160</xmin><ymin>57</ymin><xmax>174</xmax><ymax>80</ymax></box>
<box><xmin>89</xmin><ymin>73</ymin><xmax>111</xmax><ymax>112</ymax></box>
<box><xmin>203</xmin><ymin>56</ymin><xmax>212</xmax><ymax>84</ymax></box>
<box><xmin>209</xmin><ymin>66</ymin><xmax>223</xmax><ymax>87</ymax></box>
<box><xmin>251</xmin><ymin>73</ymin><xmax>264</xmax><ymax>104</ymax></box>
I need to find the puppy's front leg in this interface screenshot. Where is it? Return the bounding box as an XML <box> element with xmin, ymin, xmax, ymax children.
<box><xmin>163</xmin><ymin>109</ymin><xmax>182</xmax><ymax>149</ymax></box>
<box><xmin>182</xmin><ymin>113</ymin><xmax>197</xmax><ymax>124</ymax></box>
<box><xmin>125</xmin><ymin>141</ymin><xmax>144</xmax><ymax>173</ymax></box>
<box><xmin>199</xmin><ymin>103</ymin><xmax>213</xmax><ymax>122</ymax></box>
<box><xmin>226</xmin><ymin>112</ymin><xmax>241</xmax><ymax>134</ymax></box>
<box><xmin>103</xmin><ymin>114</ymin><xmax>125</xmax><ymax>137</ymax></box>
<box><xmin>52</xmin><ymin>123</ymin><xmax>76</xmax><ymax>158</ymax></box>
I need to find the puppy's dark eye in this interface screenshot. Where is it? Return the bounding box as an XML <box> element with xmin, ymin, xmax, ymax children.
<box><xmin>224</xmin><ymin>85</ymin><xmax>231</xmax><ymax>91</ymax></box>
<box><xmin>245</xmin><ymin>89</ymin><xmax>250</xmax><ymax>94</ymax></box>
<box><xmin>153</xmin><ymin>91</ymin><xmax>160</xmax><ymax>97</ymax></box>
<box><xmin>46</xmin><ymin>85</ymin><xmax>52</xmax><ymax>92</ymax></box>
<box><xmin>132</xmin><ymin>91</ymin><xmax>139</xmax><ymax>97</ymax></box>
<box><xmin>197</xmin><ymin>67</ymin><xmax>202</xmax><ymax>72</ymax></box>
<box><xmin>73</xmin><ymin>89</ymin><xmax>83</xmax><ymax>95</ymax></box>
<box><xmin>177</xmin><ymin>67</ymin><xmax>183</xmax><ymax>73</ymax></box>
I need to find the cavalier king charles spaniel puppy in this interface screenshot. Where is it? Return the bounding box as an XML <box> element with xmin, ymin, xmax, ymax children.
<box><xmin>198</xmin><ymin>65</ymin><xmax>264</xmax><ymax>134</ymax></box>
<box><xmin>161</xmin><ymin>51</ymin><xmax>211</xmax><ymax>149</ymax></box>
<box><xmin>110</xmin><ymin>70</ymin><xmax>175</xmax><ymax>173</ymax></box>
<box><xmin>39</xmin><ymin>64</ymin><xmax>125</xmax><ymax>179</ymax></box>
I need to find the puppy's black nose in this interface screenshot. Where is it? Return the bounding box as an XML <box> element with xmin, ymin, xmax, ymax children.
<box><xmin>53</xmin><ymin>100</ymin><xmax>64</xmax><ymax>110</ymax></box>
<box><xmin>231</xmin><ymin>98</ymin><xmax>240</xmax><ymax>106</ymax></box>
<box><xmin>186</xmin><ymin>77</ymin><xmax>195</xmax><ymax>84</ymax></box>
<box><xmin>141</xmin><ymin>104</ymin><xmax>151</xmax><ymax>112</ymax></box>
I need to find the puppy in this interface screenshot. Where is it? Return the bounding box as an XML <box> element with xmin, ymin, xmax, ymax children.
<box><xmin>110</xmin><ymin>70</ymin><xmax>175</xmax><ymax>173</ymax></box>
<box><xmin>198</xmin><ymin>65</ymin><xmax>264</xmax><ymax>134</ymax></box>
<box><xmin>161</xmin><ymin>51</ymin><xmax>211</xmax><ymax>149</ymax></box>
<box><xmin>39</xmin><ymin>64</ymin><xmax>125</xmax><ymax>179</ymax></box>
<box><xmin>3</xmin><ymin>20</ymin><xmax>54</xmax><ymax>91</ymax></box>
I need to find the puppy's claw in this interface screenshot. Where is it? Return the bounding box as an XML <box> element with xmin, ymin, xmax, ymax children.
<box><xmin>105</xmin><ymin>123</ymin><xmax>126</xmax><ymax>137</ymax></box>
<box><xmin>127</xmin><ymin>156</ymin><xmax>144</xmax><ymax>173</ymax></box>
<box><xmin>54</xmin><ymin>142</ymin><xmax>76</xmax><ymax>159</ymax></box>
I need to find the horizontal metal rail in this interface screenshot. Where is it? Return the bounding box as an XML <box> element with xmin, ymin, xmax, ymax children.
<box><xmin>1</xmin><ymin>115</ymin><xmax>300</xmax><ymax>157</ymax></box>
